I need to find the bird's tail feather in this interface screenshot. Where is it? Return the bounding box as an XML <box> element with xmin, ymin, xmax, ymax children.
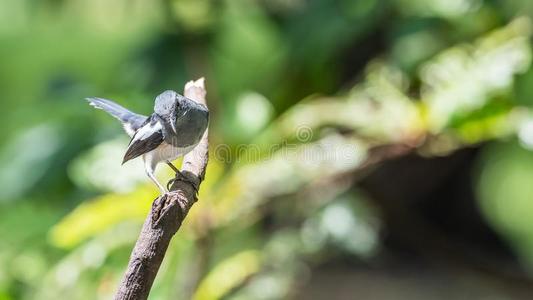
<box><xmin>86</xmin><ymin>97</ymin><xmax>136</xmax><ymax>123</ymax></box>
<box><xmin>86</xmin><ymin>97</ymin><xmax>147</xmax><ymax>135</ymax></box>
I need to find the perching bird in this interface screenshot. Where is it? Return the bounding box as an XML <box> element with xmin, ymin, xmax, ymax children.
<box><xmin>86</xmin><ymin>90</ymin><xmax>209</xmax><ymax>194</ymax></box>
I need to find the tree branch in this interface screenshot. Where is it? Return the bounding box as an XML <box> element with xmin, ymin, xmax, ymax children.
<box><xmin>114</xmin><ymin>78</ymin><xmax>209</xmax><ymax>300</ymax></box>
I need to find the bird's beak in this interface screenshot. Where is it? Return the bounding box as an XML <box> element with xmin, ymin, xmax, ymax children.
<box><xmin>171</xmin><ymin>108</ymin><xmax>189</xmax><ymax>134</ymax></box>
<box><xmin>170</xmin><ymin>118</ymin><xmax>178</xmax><ymax>134</ymax></box>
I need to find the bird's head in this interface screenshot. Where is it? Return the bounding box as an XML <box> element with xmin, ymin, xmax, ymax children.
<box><xmin>154</xmin><ymin>90</ymin><xmax>179</xmax><ymax>117</ymax></box>
<box><xmin>154</xmin><ymin>90</ymin><xmax>192</xmax><ymax>134</ymax></box>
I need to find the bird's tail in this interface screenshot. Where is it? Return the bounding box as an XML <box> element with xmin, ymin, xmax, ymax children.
<box><xmin>86</xmin><ymin>97</ymin><xmax>147</xmax><ymax>136</ymax></box>
<box><xmin>86</xmin><ymin>97</ymin><xmax>137</xmax><ymax>124</ymax></box>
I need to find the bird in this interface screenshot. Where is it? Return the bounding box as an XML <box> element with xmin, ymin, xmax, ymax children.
<box><xmin>86</xmin><ymin>90</ymin><xmax>209</xmax><ymax>194</ymax></box>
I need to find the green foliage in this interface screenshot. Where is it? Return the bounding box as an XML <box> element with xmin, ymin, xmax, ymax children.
<box><xmin>2</xmin><ymin>0</ymin><xmax>533</xmax><ymax>299</ymax></box>
<box><xmin>477</xmin><ymin>141</ymin><xmax>533</xmax><ymax>264</ymax></box>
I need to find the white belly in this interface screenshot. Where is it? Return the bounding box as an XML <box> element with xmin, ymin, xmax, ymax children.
<box><xmin>152</xmin><ymin>142</ymin><xmax>196</xmax><ymax>163</ymax></box>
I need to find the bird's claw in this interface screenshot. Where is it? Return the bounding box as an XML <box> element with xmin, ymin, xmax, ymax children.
<box><xmin>167</xmin><ymin>171</ymin><xmax>199</xmax><ymax>195</ymax></box>
<box><xmin>166</xmin><ymin>178</ymin><xmax>175</xmax><ymax>191</ymax></box>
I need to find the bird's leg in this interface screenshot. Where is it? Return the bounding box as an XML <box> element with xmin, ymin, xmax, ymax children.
<box><xmin>145</xmin><ymin>159</ymin><xmax>167</xmax><ymax>195</ymax></box>
<box><xmin>166</xmin><ymin>161</ymin><xmax>180</xmax><ymax>173</ymax></box>
<box><xmin>166</xmin><ymin>160</ymin><xmax>198</xmax><ymax>194</ymax></box>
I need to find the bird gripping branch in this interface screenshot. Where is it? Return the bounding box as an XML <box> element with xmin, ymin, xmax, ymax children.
<box><xmin>87</xmin><ymin>89</ymin><xmax>209</xmax><ymax>194</ymax></box>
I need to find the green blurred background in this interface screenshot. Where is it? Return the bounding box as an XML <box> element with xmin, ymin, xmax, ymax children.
<box><xmin>3</xmin><ymin>0</ymin><xmax>533</xmax><ymax>299</ymax></box>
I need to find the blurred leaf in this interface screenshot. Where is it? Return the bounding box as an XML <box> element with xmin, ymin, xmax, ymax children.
<box><xmin>208</xmin><ymin>134</ymin><xmax>368</xmax><ymax>228</ymax></box>
<box><xmin>270</xmin><ymin>62</ymin><xmax>423</xmax><ymax>145</ymax></box>
<box><xmin>68</xmin><ymin>137</ymin><xmax>147</xmax><ymax>193</ymax></box>
<box><xmin>38</xmin><ymin>221</ymin><xmax>142</xmax><ymax>300</ymax></box>
<box><xmin>394</xmin><ymin>0</ymin><xmax>482</xmax><ymax>18</ymax></box>
<box><xmin>0</xmin><ymin>124</ymin><xmax>63</xmax><ymax>202</ymax></box>
<box><xmin>193</xmin><ymin>250</ymin><xmax>261</xmax><ymax>300</ymax></box>
<box><xmin>49</xmin><ymin>187</ymin><xmax>154</xmax><ymax>249</ymax></box>
<box><xmin>54</xmin><ymin>151</ymin><xmax>224</xmax><ymax>249</ymax></box>
<box><xmin>171</xmin><ymin>0</ymin><xmax>214</xmax><ymax>32</ymax></box>
<box><xmin>477</xmin><ymin>140</ymin><xmax>533</xmax><ymax>266</ymax></box>
<box><xmin>303</xmin><ymin>195</ymin><xmax>380</xmax><ymax>257</ymax></box>
<box><xmin>421</xmin><ymin>17</ymin><xmax>532</xmax><ymax>131</ymax></box>
<box><xmin>212</xmin><ymin>0</ymin><xmax>286</xmax><ymax>142</ymax></box>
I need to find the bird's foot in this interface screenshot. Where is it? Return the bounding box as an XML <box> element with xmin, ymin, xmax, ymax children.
<box><xmin>167</xmin><ymin>170</ymin><xmax>199</xmax><ymax>195</ymax></box>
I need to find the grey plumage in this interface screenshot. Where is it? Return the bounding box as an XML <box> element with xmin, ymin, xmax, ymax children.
<box><xmin>86</xmin><ymin>91</ymin><xmax>209</xmax><ymax>194</ymax></box>
<box><xmin>86</xmin><ymin>97</ymin><xmax>147</xmax><ymax>137</ymax></box>
<box><xmin>164</xmin><ymin>94</ymin><xmax>209</xmax><ymax>147</ymax></box>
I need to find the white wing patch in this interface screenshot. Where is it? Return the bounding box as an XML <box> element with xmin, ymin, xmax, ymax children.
<box><xmin>123</xmin><ymin>123</ymin><xmax>136</xmax><ymax>137</ymax></box>
<box><xmin>133</xmin><ymin>120</ymin><xmax>163</xmax><ymax>141</ymax></box>
<box><xmin>122</xmin><ymin>119</ymin><xmax>164</xmax><ymax>164</ymax></box>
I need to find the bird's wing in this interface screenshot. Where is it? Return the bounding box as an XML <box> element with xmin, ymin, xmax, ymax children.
<box><xmin>122</xmin><ymin>117</ymin><xmax>164</xmax><ymax>164</ymax></box>
<box><xmin>86</xmin><ymin>97</ymin><xmax>147</xmax><ymax>137</ymax></box>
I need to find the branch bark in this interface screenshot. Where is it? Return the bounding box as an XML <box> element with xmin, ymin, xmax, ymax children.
<box><xmin>114</xmin><ymin>78</ymin><xmax>209</xmax><ymax>300</ymax></box>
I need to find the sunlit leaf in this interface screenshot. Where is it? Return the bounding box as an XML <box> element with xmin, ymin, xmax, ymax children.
<box><xmin>421</xmin><ymin>17</ymin><xmax>532</xmax><ymax>131</ymax></box>
<box><xmin>49</xmin><ymin>187</ymin><xmax>155</xmax><ymax>249</ymax></box>
<box><xmin>193</xmin><ymin>250</ymin><xmax>261</xmax><ymax>300</ymax></box>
